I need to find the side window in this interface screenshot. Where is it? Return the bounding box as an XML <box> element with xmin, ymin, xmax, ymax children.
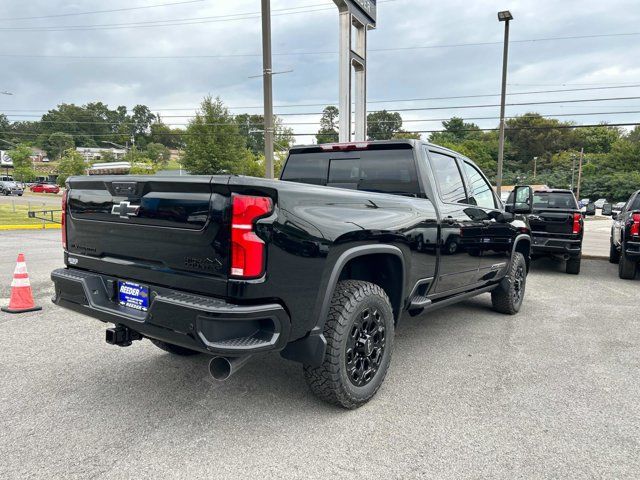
<box><xmin>428</xmin><ymin>150</ymin><xmax>468</xmax><ymax>204</ymax></box>
<box><xmin>462</xmin><ymin>161</ymin><xmax>496</xmax><ymax>209</ymax></box>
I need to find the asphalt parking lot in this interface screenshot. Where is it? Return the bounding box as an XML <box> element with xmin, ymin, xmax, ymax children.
<box><xmin>1</xmin><ymin>230</ymin><xmax>639</xmax><ymax>479</ymax></box>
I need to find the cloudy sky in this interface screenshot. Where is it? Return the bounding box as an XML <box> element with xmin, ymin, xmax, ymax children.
<box><xmin>0</xmin><ymin>0</ymin><xmax>639</xmax><ymax>144</ymax></box>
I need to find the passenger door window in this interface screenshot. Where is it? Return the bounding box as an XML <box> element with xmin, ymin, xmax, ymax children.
<box><xmin>428</xmin><ymin>151</ymin><xmax>468</xmax><ymax>204</ymax></box>
<box><xmin>462</xmin><ymin>161</ymin><xmax>496</xmax><ymax>209</ymax></box>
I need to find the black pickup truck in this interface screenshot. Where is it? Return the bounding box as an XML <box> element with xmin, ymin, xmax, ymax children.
<box><xmin>51</xmin><ymin>140</ymin><xmax>533</xmax><ymax>408</ymax></box>
<box><xmin>510</xmin><ymin>188</ymin><xmax>583</xmax><ymax>274</ymax></box>
<box><xmin>609</xmin><ymin>189</ymin><xmax>640</xmax><ymax>279</ymax></box>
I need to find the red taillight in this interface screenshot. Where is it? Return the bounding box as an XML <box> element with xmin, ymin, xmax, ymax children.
<box><xmin>61</xmin><ymin>189</ymin><xmax>67</xmax><ymax>249</ymax></box>
<box><xmin>230</xmin><ymin>194</ymin><xmax>273</xmax><ymax>279</ymax></box>
<box><xmin>572</xmin><ymin>212</ymin><xmax>582</xmax><ymax>235</ymax></box>
<box><xmin>631</xmin><ymin>213</ymin><xmax>640</xmax><ymax>237</ymax></box>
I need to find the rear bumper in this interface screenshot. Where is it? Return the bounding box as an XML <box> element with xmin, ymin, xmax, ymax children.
<box><xmin>531</xmin><ymin>234</ymin><xmax>582</xmax><ymax>257</ymax></box>
<box><xmin>51</xmin><ymin>268</ymin><xmax>291</xmax><ymax>356</ymax></box>
<box><xmin>625</xmin><ymin>240</ymin><xmax>640</xmax><ymax>260</ymax></box>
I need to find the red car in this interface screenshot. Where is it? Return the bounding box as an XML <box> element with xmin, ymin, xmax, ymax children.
<box><xmin>30</xmin><ymin>183</ymin><xmax>60</xmax><ymax>194</ymax></box>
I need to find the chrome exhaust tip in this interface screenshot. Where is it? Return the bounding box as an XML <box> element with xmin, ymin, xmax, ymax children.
<box><xmin>208</xmin><ymin>355</ymin><xmax>252</xmax><ymax>381</ymax></box>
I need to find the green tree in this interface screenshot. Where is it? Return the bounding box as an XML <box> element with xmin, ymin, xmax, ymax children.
<box><xmin>505</xmin><ymin>113</ymin><xmax>576</xmax><ymax>164</ymax></box>
<box><xmin>316</xmin><ymin>106</ymin><xmax>339</xmax><ymax>144</ymax></box>
<box><xmin>628</xmin><ymin>125</ymin><xmax>640</xmax><ymax>144</ymax></box>
<box><xmin>7</xmin><ymin>144</ymin><xmax>36</xmax><ymax>182</ymax></box>
<box><xmin>145</xmin><ymin>142</ymin><xmax>171</xmax><ymax>166</ymax></box>
<box><xmin>235</xmin><ymin>114</ymin><xmax>294</xmax><ymax>155</ymax></box>
<box><xmin>150</xmin><ymin>120</ymin><xmax>183</xmax><ymax>148</ymax></box>
<box><xmin>429</xmin><ymin>117</ymin><xmax>481</xmax><ymax>144</ymax></box>
<box><xmin>56</xmin><ymin>149</ymin><xmax>87</xmax><ymax>186</ymax></box>
<box><xmin>392</xmin><ymin>131</ymin><xmax>421</xmax><ymax>140</ymax></box>
<box><xmin>124</xmin><ymin>147</ymin><xmax>158</xmax><ymax>175</ymax></box>
<box><xmin>99</xmin><ymin>150</ymin><xmax>117</xmax><ymax>163</ymax></box>
<box><xmin>45</xmin><ymin>132</ymin><xmax>75</xmax><ymax>160</ymax></box>
<box><xmin>367</xmin><ymin>110</ymin><xmax>403</xmax><ymax>140</ymax></box>
<box><xmin>574</xmin><ymin>125</ymin><xmax>621</xmax><ymax>154</ymax></box>
<box><xmin>181</xmin><ymin>96</ymin><xmax>248</xmax><ymax>174</ymax></box>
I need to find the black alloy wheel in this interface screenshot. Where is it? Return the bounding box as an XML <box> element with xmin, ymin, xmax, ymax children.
<box><xmin>345</xmin><ymin>307</ymin><xmax>386</xmax><ymax>387</ymax></box>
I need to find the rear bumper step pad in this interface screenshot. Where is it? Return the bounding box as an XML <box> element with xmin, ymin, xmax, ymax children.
<box><xmin>51</xmin><ymin>268</ymin><xmax>290</xmax><ymax>355</ymax></box>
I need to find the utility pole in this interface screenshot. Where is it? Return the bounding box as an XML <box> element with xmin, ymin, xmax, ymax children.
<box><xmin>576</xmin><ymin>147</ymin><xmax>584</xmax><ymax>200</ymax></box>
<box><xmin>496</xmin><ymin>10</ymin><xmax>513</xmax><ymax>197</ymax></box>
<box><xmin>533</xmin><ymin>156</ymin><xmax>538</xmax><ymax>180</ymax></box>
<box><xmin>261</xmin><ymin>0</ymin><xmax>274</xmax><ymax>179</ymax></box>
<box><xmin>570</xmin><ymin>154</ymin><xmax>576</xmax><ymax>192</ymax></box>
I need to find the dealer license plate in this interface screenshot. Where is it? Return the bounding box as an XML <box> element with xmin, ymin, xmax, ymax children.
<box><xmin>117</xmin><ymin>281</ymin><xmax>149</xmax><ymax>312</ymax></box>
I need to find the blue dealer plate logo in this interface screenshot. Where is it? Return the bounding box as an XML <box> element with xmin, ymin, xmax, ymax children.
<box><xmin>118</xmin><ymin>281</ymin><xmax>149</xmax><ymax>312</ymax></box>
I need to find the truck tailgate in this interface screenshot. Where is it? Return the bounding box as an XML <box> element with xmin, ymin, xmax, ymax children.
<box><xmin>530</xmin><ymin>209</ymin><xmax>577</xmax><ymax>234</ymax></box>
<box><xmin>65</xmin><ymin>175</ymin><xmax>231</xmax><ymax>297</ymax></box>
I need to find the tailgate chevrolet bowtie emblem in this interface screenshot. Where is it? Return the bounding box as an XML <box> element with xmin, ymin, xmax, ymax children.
<box><xmin>111</xmin><ymin>201</ymin><xmax>140</xmax><ymax>219</ymax></box>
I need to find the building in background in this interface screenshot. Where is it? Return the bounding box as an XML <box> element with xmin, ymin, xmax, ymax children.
<box><xmin>76</xmin><ymin>147</ymin><xmax>127</xmax><ymax>163</ymax></box>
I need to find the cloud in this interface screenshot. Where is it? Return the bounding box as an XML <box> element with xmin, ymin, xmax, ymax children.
<box><xmin>0</xmin><ymin>0</ymin><xmax>638</xmax><ymax>143</ymax></box>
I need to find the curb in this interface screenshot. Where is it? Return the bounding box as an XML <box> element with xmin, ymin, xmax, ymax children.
<box><xmin>581</xmin><ymin>254</ymin><xmax>608</xmax><ymax>260</ymax></box>
<box><xmin>0</xmin><ymin>224</ymin><xmax>61</xmax><ymax>231</ymax></box>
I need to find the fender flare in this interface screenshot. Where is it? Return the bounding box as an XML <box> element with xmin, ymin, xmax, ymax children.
<box><xmin>511</xmin><ymin>233</ymin><xmax>532</xmax><ymax>269</ymax></box>
<box><xmin>316</xmin><ymin>244</ymin><xmax>406</xmax><ymax>328</ymax></box>
<box><xmin>280</xmin><ymin>244</ymin><xmax>406</xmax><ymax>367</ymax></box>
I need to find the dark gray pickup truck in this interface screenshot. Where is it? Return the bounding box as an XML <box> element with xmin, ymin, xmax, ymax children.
<box><xmin>51</xmin><ymin>140</ymin><xmax>533</xmax><ymax>408</ymax></box>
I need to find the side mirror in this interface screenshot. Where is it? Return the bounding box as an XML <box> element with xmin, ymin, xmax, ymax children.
<box><xmin>509</xmin><ymin>185</ymin><xmax>533</xmax><ymax>214</ymax></box>
<box><xmin>602</xmin><ymin>203</ymin><xmax>613</xmax><ymax>216</ymax></box>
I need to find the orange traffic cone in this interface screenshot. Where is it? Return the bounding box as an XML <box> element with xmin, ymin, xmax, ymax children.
<box><xmin>2</xmin><ymin>254</ymin><xmax>42</xmax><ymax>314</ymax></box>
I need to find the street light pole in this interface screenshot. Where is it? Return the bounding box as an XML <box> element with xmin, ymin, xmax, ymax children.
<box><xmin>496</xmin><ymin>10</ymin><xmax>513</xmax><ymax>196</ymax></box>
<box><xmin>533</xmin><ymin>156</ymin><xmax>538</xmax><ymax>180</ymax></box>
<box><xmin>261</xmin><ymin>0</ymin><xmax>274</xmax><ymax>179</ymax></box>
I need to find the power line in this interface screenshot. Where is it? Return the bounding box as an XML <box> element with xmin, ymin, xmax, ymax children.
<box><xmin>0</xmin><ymin>3</ymin><xmax>350</xmax><ymax>32</ymax></box>
<box><xmin>0</xmin><ymin>0</ymin><xmax>205</xmax><ymax>22</ymax></box>
<box><xmin>224</xmin><ymin>84</ymin><xmax>640</xmax><ymax>109</ymax></box>
<box><xmin>272</xmin><ymin>96</ymin><xmax>640</xmax><ymax>116</ymax></box>
<box><xmin>3</xmin><ymin>110</ymin><xmax>639</xmax><ymax>128</ymax></box>
<box><xmin>3</xmin><ymin>87</ymin><xmax>640</xmax><ymax>115</ymax></box>
<box><xmin>2</xmin><ymin>122</ymin><xmax>639</xmax><ymax>138</ymax></box>
<box><xmin>6</xmin><ymin>95</ymin><xmax>640</xmax><ymax>119</ymax></box>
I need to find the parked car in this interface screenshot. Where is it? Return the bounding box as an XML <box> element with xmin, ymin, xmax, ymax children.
<box><xmin>51</xmin><ymin>140</ymin><xmax>534</xmax><ymax>408</ymax></box>
<box><xmin>602</xmin><ymin>203</ymin><xmax>613</xmax><ymax>216</ymax></box>
<box><xmin>612</xmin><ymin>202</ymin><xmax>626</xmax><ymax>216</ymax></box>
<box><xmin>585</xmin><ymin>202</ymin><xmax>596</xmax><ymax>216</ymax></box>
<box><xmin>0</xmin><ymin>180</ymin><xmax>23</xmax><ymax>196</ymax></box>
<box><xmin>579</xmin><ymin>198</ymin><xmax>590</xmax><ymax>208</ymax></box>
<box><xmin>510</xmin><ymin>188</ymin><xmax>583</xmax><ymax>274</ymax></box>
<box><xmin>609</xmin><ymin>190</ymin><xmax>640</xmax><ymax>279</ymax></box>
<box><xmin>594</xmin><ymin>198</ymin><xmax>608</xmax><ymax>209</ymax></box>
<box><xmin>30</xmin><ymin>182</ymin><xmax>60</xmax><ymax>194</ymax></box>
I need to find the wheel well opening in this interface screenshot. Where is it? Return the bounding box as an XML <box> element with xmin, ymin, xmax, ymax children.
<box><xmin>515</xmin><ymin>240</ymin><xmax>531</xmax><ymax>272</ymax></box>
<box><xmin>338</xmin><ymin>253</ymin><xmax>403</xmax><ymax>321</ymax></box>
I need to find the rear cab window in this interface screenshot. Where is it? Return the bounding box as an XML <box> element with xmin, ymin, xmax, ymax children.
<box><xmin>281</xmin><ymin>145</ymin><xmax>421</xmax><ymax>197</ymax></box>
<box><xmin>532</xmin><ymin>191</ymin><xmax>578</xmax><ymax>209</ymax></box>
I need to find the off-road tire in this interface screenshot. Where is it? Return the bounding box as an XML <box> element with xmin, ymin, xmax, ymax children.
<box><xmin>609</xmin><ymin>239</ymin><xmax>620</xmax><ymax>264</ymax></box>
<box><xmin>566</xmin><ymin>256</ymin><xmax>581</xmax><ymax>275</ymax></box>
<box><xmin>303</xmin><ymin>280</ymin><xmax>394</xmax><ymax>409</ymax></box>
<box><xmin>491</xmin><ymin>252</ymin><xmax>527</xmax><ymax>315</ymax></box>
<box><xmin>149</xmin><ymin>339</ymin><xmax>200</xmax><ymax>356</ymax></box>
<box><xmin>618</xmin><ymin>249</ymin><xmax>637</xmax><ymax>280</ymax></box>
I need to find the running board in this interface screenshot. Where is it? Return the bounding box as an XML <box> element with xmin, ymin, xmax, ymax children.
<box><xmin>409</xmin><ymin>295</ymin><xmax>432</xmax><ymax>309</ymax></box>
<box><xmin>423</xmin><ymin>284</ymin><xmax>498</xmax><ymax>313</ymax></box>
